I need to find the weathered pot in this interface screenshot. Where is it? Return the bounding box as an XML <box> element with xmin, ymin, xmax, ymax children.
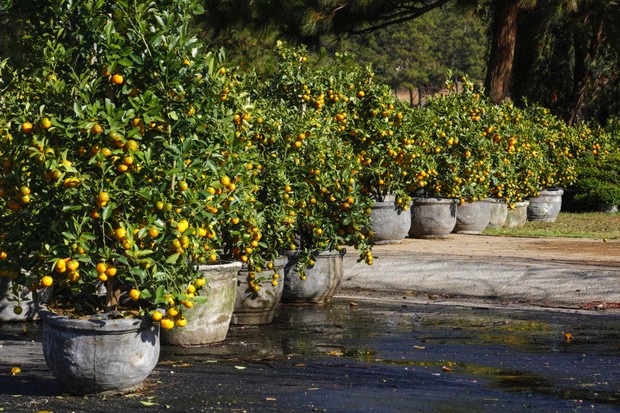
<box><xmin>487</xmin><ymin>198</ymin><xmax>508</xmax><ymax>228</ymax></box>
<box><xmin>1</xmin><ymin>277</ymin><xmax>41</xmax><ymax>322</ymax></box>
<box><xmin>504</xmin><ymin>201</ymin><xmax>529</xmax><ymax>228</ymax></box>
<box><xmin>40</xmin><ymin>309</ymin><xmax>160</xmax><ymax>395</ymax></box>
<box><xmin>369</xmin><ymin>198</ymin><xmax>411</xmax><ymax>244</ymax></box>
<box><xmin>596</xmin><ymin>203</ymin><xmax>618</xmax><ymax>214</ymax></box>
<box><xmin>231</xmin><ymin>257</ymin><xmax>287</xmax><ymax>325</ymax></box>
<box><xmin>282</xmin><ymin>250</ymin><xmax>344</xmax><ymax>304</ymax></box>
<box><xmin>161</xmin><ymin>261</ymin><xmax>241</xmax><ymax>347</ymax></box>
<box><xmin>453</xmin><ymin>200</ymin><xmax>491</xmax><ymax>234</ymax></box>
<box><xmin>527</xmin><ymin>189</ymin><xmax>564</xmax><ymax>222</ymax></box>
<box><xmin>408</xmin><ymin>198</ymin><xmax>457</xmax><ymax>238</ymax></box>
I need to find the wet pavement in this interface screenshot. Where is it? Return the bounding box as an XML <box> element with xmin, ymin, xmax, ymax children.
<box><xmin>1</xmin><ymin>295</ymin><xmax>619</xmax><ymax>412</ymax></box>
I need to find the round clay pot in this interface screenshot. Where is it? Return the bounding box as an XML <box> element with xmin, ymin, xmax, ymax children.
<box><xmin>1</xmin><ymin>278</ymin><xmax>42</xmax><ymax>322</ymax></box>
<box><xmin>504</xmin><ymin>201</ymin><xmax>529</xmax><ymax>228</ymax></box>
<box><xmin>527</xmin><ymin>189</ymin><xmax>564</xmax><ymax>222</ymax></box>
<box><xmin>453</xmin><ymin>200</ymin><xmax>491</xmax><ymax>234</ymax></box>
<box><xmin>487</xmin><ymin>198</ymin><xmax>508</xmax><ymax>228</ymax></box>
<box><xmin>282</xmin><ymin>250</ymin><xmax>344</xmax><ymax>304</ymax></box>
<box><xmin>369</xmin><ymin>199</ymin><xmax>411</xmax><ymax>244</ymax></box>
<box><xmin>161</xmin><ymin>261</ymin><xmax>241</xmax><ymax>347</ymax></box>
<box><xmin>232</xmin><ymin>257</ymin><xmax>287</xmax><ymax>325</ymax></box>
<box><xmin>40</xmin><ymin>309</ymin><xmax>160</xmax><ymax>395</ymax></box>
<box><xmin>409</xmin><ymin>198</ymin><xmax>457</xmax><ymax>238</ymax></box>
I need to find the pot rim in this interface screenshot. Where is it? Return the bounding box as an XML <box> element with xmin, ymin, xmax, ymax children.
<box><xmin>39</xmin><ymin>307</ymin><xmax>154</xmax><ymax>334</ymax></box>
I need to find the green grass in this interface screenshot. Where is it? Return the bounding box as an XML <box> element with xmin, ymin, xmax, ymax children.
<box><xmin>483</xmin><ymin>212</ymin><xmax>620</xmax><ymax>239</ymax></box>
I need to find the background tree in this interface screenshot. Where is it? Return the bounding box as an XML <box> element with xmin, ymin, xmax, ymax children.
<box><xmin>328</xmin><ymin>4</ymin><xmax>487</xmax><ymax>105</ymax></box>
<box><xmin>512</xmin><ymin>0</ymin><xmax>620</xmax><ymax>124</ymax></box>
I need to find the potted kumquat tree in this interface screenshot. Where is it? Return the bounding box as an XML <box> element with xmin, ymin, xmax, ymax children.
<box><xmin>0</xmin><ymin>0</ymin><xmax>262</xmax><ymax>393</ymax></box>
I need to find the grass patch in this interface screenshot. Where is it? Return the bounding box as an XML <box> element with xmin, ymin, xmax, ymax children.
<box><xmin>483</xmin><ymin>212</ymin><xmax>620</xmax><ymax>239</ymax></box>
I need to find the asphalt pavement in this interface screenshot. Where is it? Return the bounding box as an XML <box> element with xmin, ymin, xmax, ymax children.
<box><xmin>342</xmin><ymin>234</ymin><xmax>620</xmax><ymax>309</ymax></box>
<box><xmin>1</xmin><ymin>234</ymin><xmax>619</xmax><ymax>412</ymax></box>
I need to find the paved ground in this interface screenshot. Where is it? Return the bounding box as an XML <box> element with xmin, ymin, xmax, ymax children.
<box><xmin>342</xmin><ymin>234</ymin><xmax>620</xmax><ymax>309</ymax></box>
<box><xmin>1</xmin><ymin>234</ymin><xmax>619</xmax><ymax>412</ymax></box>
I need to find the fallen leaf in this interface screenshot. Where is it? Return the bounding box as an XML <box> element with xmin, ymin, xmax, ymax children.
<box><xmin>413</xmin><ymin>346</ymin><xmax>426</xmax><ymax>350</ymax></box>
<box><xmin>326</xmin><ymin>350</ymin><xmax>343</xmax><ymax>357</ymax></box>
<box><xmin>11</xmin><ymin>367</ymin><xmax>21</xmax><ymax>376</ymax></box>
<box><xmin>294</xmin><ymin>363</ymin><xmax>305</xmax><ymax>367</ymax></box>
<box><xmin>563</xmin><ymin>332</ymin><xmax>573</xmax><ymax>343</ymax></box>
<box><xmin>234</xmin><ymin>365</ymin><xmax>247</xmax><ymax>370</ymax></box>
<box><xmin>140</xmin><ymin>401</ymin><xmax>158</xmax><ymax>406</ymax></box>
<box><xmin>349</xmin><ymin>301</ymin><xmax>358</xmax><ymax>308</ymax></box>
<box><xmin>172</xmin><ymin>363</ymin><xmax>192</xmax><ymax>368</ymax></box>
<box><xmin>265</xmin><ymin>397</ymin><xmax>277</xmax><ymax>401</ymax></box>
<box><xmin>442</xmin><ymin>366</ymin><xmax>453</xmax><ymax>372</ymax></box>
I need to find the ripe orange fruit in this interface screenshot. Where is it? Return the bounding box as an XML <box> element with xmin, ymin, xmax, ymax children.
<box><xmin>91</xmin><ymin>123</ymin><xmax>104</xmax><ymax>134</ymax></box>
<box><xmin>105</xmin><ymin>265</ymin><xmax>117</xmax><ymax>277</ymax></box>
<box><xmin>181</xmin><ymin>300</ymin><xmax>194</xmax><ymax>309</ymax></box>
<box><xmin>41</xmin><ymin>275</ymin><xmax>53</xmax><ymax>287</ymax></box>
<box><xmin>178</xmin><ymin>180</ymin><xmax>188</xmax><ymax>191</ymax></box>
<box><xmin>21</xmin><ymin>122</ymin><xmax>33</xmax><ymax>133</ymax></box>
<box><xmin>175</xmin><ymin>317</ymin><xmax>187</xmax><ymax>327</ymax></box>
<box><xmin>151</xmin><ymin>311</ymin><xmax>163</xmax><ymax>321</ymax></box>
<box><xmin>115</xmin><ymin>227</ymin><xmax>127</xmax><ymax>240</ymax></box>
<box><xmin>148</xmin><ymin>226</ymin><xmax>159</xmax><ymax>238</ymax></box>
<box><xmin>97</xmin><ymin>273</ymin><xmax>108</xmax><ymax>282</ymax></box>
<box><xmin>125</xmin><ymin>139</ymin><xmax>139</xmax><ymax>151</ymax></box>
<box><xmin>166</xmin><ymin>307</ymin><xmax>179</xmax><ymax>317</ymax></box>
<box><xmin>129</xmin><ymin>289</ymin><xmax>141</xmax><ymax>301</ymax></box>
<box><xmin>98</xmin><ymin>192</ymin><xmax>110</xmax><ymax>203</ymax></box>
<box><xmin>220</xmin><ymin>175</ymin><xmax>231</xmax><ymax>187</ymax></box>
<box><xmin>96</xmin><ymin>262</ymin><xmax>107</xmax><ymax>273</ymax></box>
<box><xmin>160</xmin><ymin>317</ymin><xmax>175</xmax><ymax>330</ymax></box>
<box><xmin>176</xmin><ymin>219</ymin><xmax>189</xmax><ymax>233</ymax></box>
<box><xmin>66</xmin><ymin>260</ymin><xmax>79</xmax><ymax>271</ymax></box>
<box><xmin>63</xmin><ymin>177</ymin><xmax>80</xmax><ymax>188</ymax></box>
<box><xmin>66</xmin><ymin>270</ymin><xmax>80</xmax><ymax>282</ymax></box>
<box><xmin>54</xmin><ymin>260</ymin><xmax>66</xmax><ymax>273</ymax></box>
<box><xmin>40</xmin><ymin>117</ymin><xmax>52</xmax><ymax>129</ymax></box>
<box><xmin>111</xmin><ymin>74</ymin><xmax>124</xmax><ymax>85</ymax></box>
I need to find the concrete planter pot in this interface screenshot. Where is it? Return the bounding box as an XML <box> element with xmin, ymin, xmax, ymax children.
<box><xmin>453</xmin><ymin>200</ymin><xmax>492</xmax><ymax>234</ymax></box>
<box><xmin>231</xmin><ymin>257</ymin><xmax>287</xmax><ymax>325</ymax></box>
<box><xmin>161</xmin><ymin>261</ymin><xmax>241</xmax><ymax>347</ymax></box>
<box><xmin>282</xmin><ymin>250</ymin><xmax>344</xmax><ymax>304</ymax></box>
<box><xmin>487</xmin><ymin>198</ymin><xmax>508</xmax><ymax>228</ymax></box>
<box><xmin>408</xmin><ymin>198</ymin><xmax>457</xmax><ymax>238</ymax></box>
<box><xmin>369</xmin><ymin>197</ymin><xmax>411</xmax><ymax>244</ymax></box>
<box><xmin>1</xmin><ymin>278</ymin><xmax>42</xmax><ymax>322</ymax></box>
<box><xmin>504</xmin><ymin>201</ymin><xmax>529</xmax><ymax>228</ymax></box>
<box><xmin>596</xmin><ymin>203</ymin><xmax>618</xmax><ymax>214</ymax></box>
<box><xmin>527</xmin><ymin>189</ymin><xmax>564</xmax><ymax>222</ymax></box>
<box><xmin>40</xmin><ymin>309</ymin><xmax>160</xmax><ymax>395</ymax></box>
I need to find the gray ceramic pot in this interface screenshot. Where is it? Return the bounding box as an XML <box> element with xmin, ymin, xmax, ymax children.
<box><xmin>40</xmin><ymin>309</ymin><xmax>160</xmax><ymax>395</ymax></box>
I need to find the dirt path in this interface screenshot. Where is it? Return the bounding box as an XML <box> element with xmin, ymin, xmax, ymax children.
<box><xmin>369</xmin><ymin>234</ymin><xmax>620</xmax><ymax>265</ymax></box>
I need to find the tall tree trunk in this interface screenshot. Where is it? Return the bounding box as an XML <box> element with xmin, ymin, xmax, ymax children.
<box><xmin>485</xmin><ymin>0</ymin><xmax>521</xmax><ymax>104</ymax></box>
<box><xmin>567</xmin><ymin>15</ymin><xmax>604</xmax><ymax>125</ymax></box>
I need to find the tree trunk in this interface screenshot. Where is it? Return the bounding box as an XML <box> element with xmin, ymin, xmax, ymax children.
<box><xmin>567</xmin><ymin>14</ymin><xmax>604</xmax><ymax>125</ymax></box>
<box><xmin>485</xmin><ymin>0</ymin><xmax>521</xmax><ymax>104</ymax></box>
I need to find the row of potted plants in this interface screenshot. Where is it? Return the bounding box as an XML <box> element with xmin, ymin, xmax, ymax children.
<box><xmin>0</xmin><ymin>0</ymin><xmax>616</xmax><ymax>396</ymax></box>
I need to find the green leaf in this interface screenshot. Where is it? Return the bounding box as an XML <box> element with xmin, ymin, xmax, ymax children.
<box><xmin>166</xmin><ymin>253</ymin><xmax>180</xmax><ymax>264</ymax></box>
<box><xmin>118</xmin><ymin>58</ymin><xmax>133</xmax><ymax>67</ymax></box>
